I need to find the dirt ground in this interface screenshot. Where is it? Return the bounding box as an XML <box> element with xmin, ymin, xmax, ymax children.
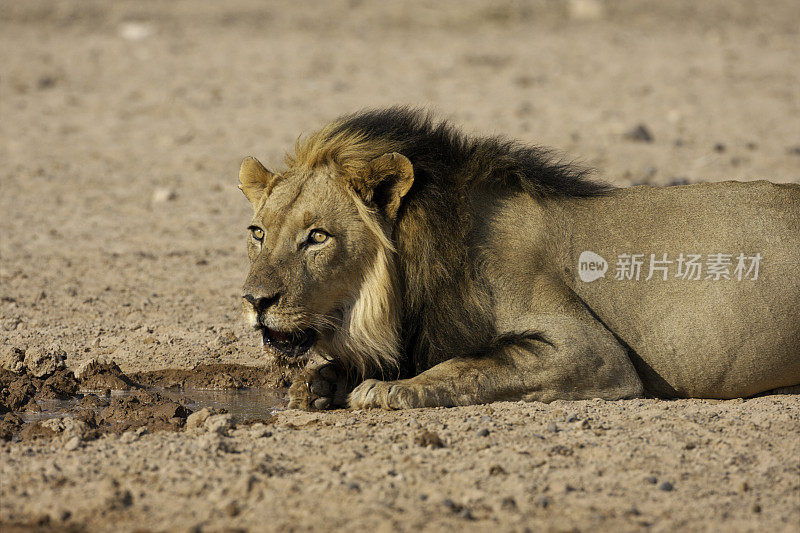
<box><xmin>1</xmin><ymin>0</ymin><xmax>799</xmax><ymax>531</ymax></box>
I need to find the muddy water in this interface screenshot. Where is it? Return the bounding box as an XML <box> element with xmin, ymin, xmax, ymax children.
<box><xmin>1</xmin><ymin>359</ymin><xmax>295</xmax><ymax>441</ymax></box>
<box><xmin>23</xmin><ymin>386</ymin><xmax>286</xmax><ymax>424</ymax></box>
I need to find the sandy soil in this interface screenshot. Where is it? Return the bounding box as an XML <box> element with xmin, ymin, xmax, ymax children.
<box><xmin>1</xmin><ymin>1</ymin><xmax>799</xmax><ymax>531</ymax></box>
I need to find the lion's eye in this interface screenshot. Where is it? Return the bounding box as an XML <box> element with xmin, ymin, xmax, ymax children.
<box><xmin>249</xmin><ymin>227</ymin><xmax>264</xmax><ymax>242</ymax></box>
<box><xmin>308</xmin><ymin>229</ymin><xmax>329</xmax><ymax>245</ymax></box>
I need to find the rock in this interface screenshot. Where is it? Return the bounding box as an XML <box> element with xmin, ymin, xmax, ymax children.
<box><xmin>185</xmin><ymin>407</ymin><xmax>212</xmax><ymax>431</ymax></box>
<box><xmin>414</xmin><ymin>430</ymin><xmax>445</xmax><ymax>448</ymax></box>
<box><xmin>489</xmin><ymin>464</ymin><xmax>507</xmax><ymax>476</ymax></box>
<box><xmin>0</xmin><ymin>346</ymin><xmax>25</xmax><ymax>373</ymax></box>
<box><xmin>644</xmin><ymin>475</ymin><xmax>658</xmax><ymax>484</ymax></box>
<box><xmin>63</xmin><ymin>436</ymin><xmax>81</xmax><ymax>451</ymax></box>
<box><xmin>546</xmin><ymin>421</ymin><xmax>558</xmax><ymax>433</ymax></box>
<box><xmin>658</xmin><ymin>481</ymin><xmax>674</xmax><ymax>491</ymax></box>
<box><xmin>457</xmin><ymin>508</ymin><xmax>474</xmax><ymax>520</ymax></box>
<box><xmin>23</xmin><ymin>347</ymin><xmax>66</xmax><ymax>378</ymax></box>
<box><xmin>477</xmin><ymin>428</ymin><xmax>490</xmax><ymax>437</ymax></box>
<box><xmin>204</xmin><ymin>413</ymin><xmax>234</xmax><ymax>435</ymax></box>
<box><xmin>624</xmin><ymin>124</ymin><xmax>654</xmax><ymax>143</ymax></box>
<box><xmin>713</xmin><ymin>143</ymin><xmax>726</xmax><ymax>153</ymax></box>
<box><xmin>500</xmin><ymin>496</ymin><xmax>517</xmax><ymax>511</ymax></box>
<box><xmin>224</xmin><ymin>501</ymin><xmax>240</xmax><ymax>517</ymax></box>
<box><xmin>37</xmin><ymin>75</ymin><xmax>57</xmax><ymax>90</ymax></box>
<box><xmin>41</xmin><ymin>417</ymin><xmax>89</xmax><ymax>442</ymax></box>
<box><xmin>152</xmin><ymin>187</ymin><xmax>177</xmax><ymax>203</ymax></box>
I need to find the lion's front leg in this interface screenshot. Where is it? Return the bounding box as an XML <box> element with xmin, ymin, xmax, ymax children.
<box><xmin>288</xmin><ymin>362</ymin><xmax>349</xmax><ymax>410</ymax></box>
<box><xmin>348</xmin><ymin>357</ymin><xmax>517</xmax><ymax>410</ymax></box>
<box><xmin>349</xmin><ymin>322</ymin><xmax>644</xmax><ymax>410</ymax></box>
<box><xmin>348</xmin><ymin>378</ymin><xmax>444</xmax><ymax>410</ymax></box>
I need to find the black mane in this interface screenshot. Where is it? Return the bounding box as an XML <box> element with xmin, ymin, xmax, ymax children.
<box><xmin>328</xmin><ymin>107</ymin><xmax>609</xmax><ymax>376</ymax></box>
<box><xmin>330</xmin><ymin>106</ymin><xmax>612</xmax><ymax>199</ymax></box>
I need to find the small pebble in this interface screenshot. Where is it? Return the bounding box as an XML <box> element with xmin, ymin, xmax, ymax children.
<box><xmin>624</xmin><ymin>124</ymin><xmax>653</xmax><ymax>143</ymax></box>
<box><xmin>457</xmin><ymin>508</ymin><xmax>474</xmax><ymax>520</ymax></box>
<box><xmin>534</xmin><ymin>496</ymin><xmax>549</xmax><ymax>508</ymax></box>
<box><xmin>477</xmin><ymin>428</ymin><xmax>490</xmax><ymax>437</ymax></box>
<box><xmin>63</xmin><ymin>436</ymin><xmax>81</xmax><ymax>451</ymax></box>
<box><xmin>489</xmin><ymin>465</ymin><xmax>507</xmax><ymax>476</ymax></box>
<box><xmin>152</xmin><ymin>188</ymin><xmax>177</xmax><ymax>203</ymax></box>
<box><xmin>546</xmin><ymin>421</ymin><xmax>558</xmax><ymax>433</ymax></box>
<box><xmin>644</xmin><ymin>476</ymin><xmax>658</xmax><ymax>484</ymax></box>
<box><xmin>565</xmin><ymin>414</ymin><xmax>578</xmax><ymax>423</ymax></box>
<box><xmin>414</xmin><ymin>430</ymin><xmax>445</xmax><ymax>448</ymax></box>
<box><xmin>500</xmin><ymin>496</ymin><xmax>517</xmax><ymax>511</ymax></box>
<box><xmin>223</xmin><ymin>501</ymin><xmax>239</xmax><ymax>517</ymax></box>
<box><xmin>658</xmin><ymin>481</ymin><xmax>674</xmax><ymax>492</ymax></box>
<box><xmin>713</xmin><ymin>143</ymin><xmax>726</xmax><ymax>153</ymax></box>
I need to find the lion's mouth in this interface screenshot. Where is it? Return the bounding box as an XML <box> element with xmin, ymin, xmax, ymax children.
<box><xmin>259</xmin><ymin>327</ymin><xmax>317</xmax><ymax>358</ymax></box>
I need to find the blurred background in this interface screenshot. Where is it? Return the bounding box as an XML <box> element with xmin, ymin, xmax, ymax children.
<box><xmin>1</xmin><ymin>0</ymin><xmax>799</xmax><ymax>371</ymax></box>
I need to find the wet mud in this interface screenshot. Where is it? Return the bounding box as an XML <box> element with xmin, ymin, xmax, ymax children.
<box><xmin>0</xmin><ymin>350</ymin><xmax>291</xmax><ymax>442</ymax></box>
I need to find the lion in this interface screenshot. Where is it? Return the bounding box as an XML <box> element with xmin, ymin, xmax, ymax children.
<box><xmin>237</xmin><ymin>107</ymin><xmax>800</xmax><ymax>410</ymax></box>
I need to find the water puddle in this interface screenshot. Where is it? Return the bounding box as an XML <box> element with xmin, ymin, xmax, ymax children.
<box><xmin>22</xmin><ymin>387</ymin><xmax>286</xmax><ymax>424</ymax></box>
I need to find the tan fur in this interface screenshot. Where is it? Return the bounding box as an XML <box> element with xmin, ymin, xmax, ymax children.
<box><xmin>287</xmin><ymin>125</ymin><xmax>393</xmax><ymax>179</ymax></box>
<box><xmin>240</xmin><ymin>108</ymin><xmax>800</xmax><ymax>411</ymax></box>
<box><xmin>326</xmin><ymin>242</ymin><xmax>401</xmax><ymax>377</ymax></box>
<box><xmin>240</xmin><ymin>151</ymin><xmax>403</xmax><ymax>377</ymax></box>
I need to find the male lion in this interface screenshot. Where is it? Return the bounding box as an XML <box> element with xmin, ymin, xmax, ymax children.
<box><xmin>238</xmin><ymin>107</ymin><xmax>800</xmax><ymax>410</ymax></box>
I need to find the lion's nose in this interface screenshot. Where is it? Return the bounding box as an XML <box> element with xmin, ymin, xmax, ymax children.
<box><xmin>243</xmin><ymin>292</ymin><xmax>280</xmax><ymax>313</ymax></box>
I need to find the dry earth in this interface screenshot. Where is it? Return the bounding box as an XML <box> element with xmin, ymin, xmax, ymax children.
<box><xmin>1</xmin><ymin>1</ymin><xmax>799</xmax><ymax>531</ymax></box>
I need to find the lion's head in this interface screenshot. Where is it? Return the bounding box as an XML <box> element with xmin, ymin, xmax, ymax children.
<box><xmin>238</xmin><ymin>129</ymin><xmax>414</xmax><ymax>375</ymax></box>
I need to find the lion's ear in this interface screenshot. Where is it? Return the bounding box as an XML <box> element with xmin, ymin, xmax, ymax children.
<box><xmin>238</xmin><ymin>156</ymin><xmax>278</xmax><ymax>206</ymax></box>
<box><xmin>362</xmin><ymin>152</ymin><xmax>415</xmax><ymax>220</ymax></box>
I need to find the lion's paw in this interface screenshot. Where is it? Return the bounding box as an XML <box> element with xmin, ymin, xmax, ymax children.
<box><xmin>348</xmin><ymin>379</ymin><xmax>424</xmax><ymax>410</ymax></box>
<box><xmin>288</xmin><ymin>364</ymin><xmax>346</xmax><ymax>411</ymax></box>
